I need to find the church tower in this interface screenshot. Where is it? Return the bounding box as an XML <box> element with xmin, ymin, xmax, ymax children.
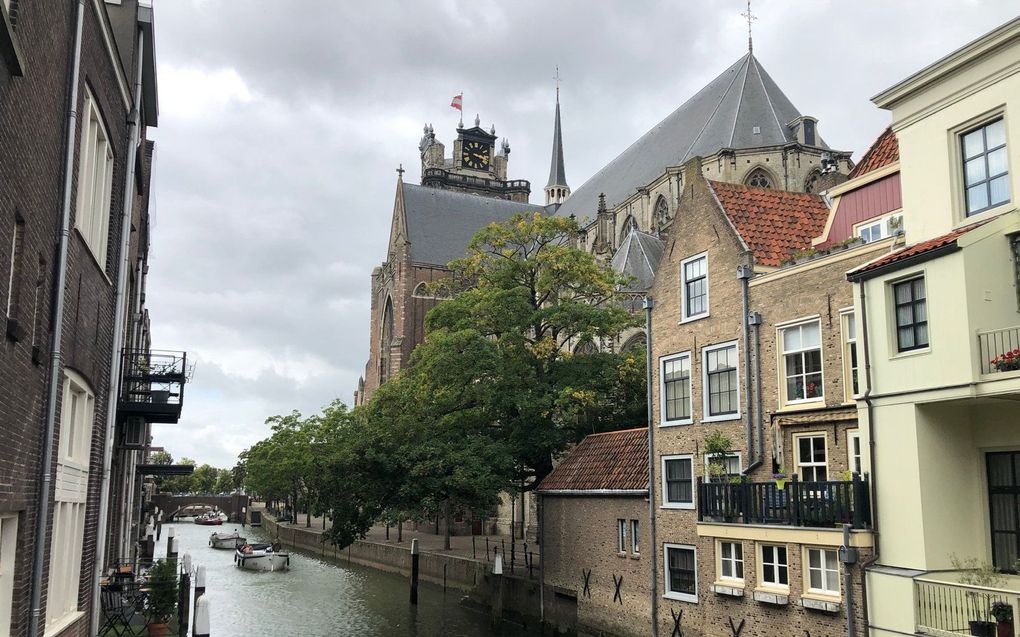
<box><xmin>544</xmin><ymin>84</ymin><xmax>570</xmax><ymax>206</ymax></box>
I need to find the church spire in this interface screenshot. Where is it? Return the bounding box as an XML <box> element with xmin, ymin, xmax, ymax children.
<box><xmin>545</xmin><ymin>66</ymin><xmax>570</xmax><ymax>206</ymax></box>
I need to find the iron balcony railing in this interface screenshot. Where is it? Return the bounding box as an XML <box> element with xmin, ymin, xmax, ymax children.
<box><xmin>915</xmin><ymin>577</ymin><xmax>1016</xmax><ymax>636</ymax></box>
<box><xmin>697</xmin><ymin>474</ymin><xmax>872</xmax><ymax>529</ymax></box>
<box><xmin>978</xmin><ymin>325</ymin><xmax>1020</xmax><ymax>375</ymax></box>
<box><xmin>422</xmin><ymin>168</ymin><xmax>531</xmax><ymax>192</ymax></box>
<box><xmin>118</xmin><ymin>348</ymin><xmax>187</xmax><ymax>424</ymax></box>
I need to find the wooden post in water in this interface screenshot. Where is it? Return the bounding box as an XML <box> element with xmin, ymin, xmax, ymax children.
<box><xmin>192</xmin><ymin>564</ymin><xmax>206</xmax><ymax>636</ymax></box>
<box><xmin>167</xmin><ymin>527</ymin><xmax>177</xmax><ymax>566</ymax></box>
<box><xmin>491</xmin><ymin>552</ymin><xmax>504</xmax><ymax>626</ymax></box>
<box><xmin>194</xmin><ymin>596</ymin><xmax>210</xmax><ymax>637</ymax></box>
<box><xmin>409</xmin><ymin>538</ymin><xmax>420</xmax><ymax>605</ymax></box>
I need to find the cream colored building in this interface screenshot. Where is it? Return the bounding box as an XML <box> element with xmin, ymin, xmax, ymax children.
<box><xmin>847</xmin><ymin>17</ymin><xmax>1020</xmax><ymax>637</ymax></box>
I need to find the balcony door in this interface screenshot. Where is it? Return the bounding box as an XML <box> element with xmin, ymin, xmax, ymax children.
<box><xmin>987</xmin><ymin>451</ymin><xmax>1020</xmax><ymax>571</ymax></box>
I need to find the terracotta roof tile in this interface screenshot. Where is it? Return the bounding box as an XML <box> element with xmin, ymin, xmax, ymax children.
<box><xmin>848</xmin><ymin>221</ymin><xmax>989</xmax><ymax>279</ymax></box>
<box><xmin>537</xmin><ymin>428</ymin><xmax>648</xmax><ymax>492</ymax></box>
<box><xmin>708</xmin><ymin>181</ymin><xmax>830</xmax><ymax>267</ymax></box>
<box><xmin>848</xmin><ymin>127</ymin><xmax>899</xmax><ymax>179</ymax></box>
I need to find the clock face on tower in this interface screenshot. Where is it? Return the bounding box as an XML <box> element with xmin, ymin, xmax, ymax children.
<box><xmin>461</xmin><ymin>140</ymin><xmax>491</xmax><ymax>170</ymax></box>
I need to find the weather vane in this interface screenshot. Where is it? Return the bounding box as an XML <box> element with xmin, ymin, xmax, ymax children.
<box><xmin>741</xmin><ymin>0</ymin><xmax>758</xmax><ymax>54</ymax></box>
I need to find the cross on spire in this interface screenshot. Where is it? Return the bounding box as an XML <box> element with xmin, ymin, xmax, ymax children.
<box><xmin>741</xmin><ymin>0</ymin><xmax>758</xmax><ymax>54</ymax></box>
<box><xmin>396</xmin><ymin>164</ymin><xmax>404</xmax><ymax>179</ymax></box>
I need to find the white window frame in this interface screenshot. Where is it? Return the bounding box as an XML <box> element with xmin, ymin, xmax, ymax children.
<box><xmin>840</xmin><ymin>309</ymin><xmax>859</xmax><ymax>402</ymax></box>
<box><xmin>660</xmin><ymin>352</ymin><xmax>693</xmax><ymax>426</ymax></box>
<box><xmin>854</xmin><ymin>211</ymin><xmax>904</xmax><ymax>243</ymax></box>
<box><xmin>805</xmin><ymin>547</ymin><xmax>841</xmax><ymax>598</ymax></box>
<box><xmin>663</xmin><ymin>543</ymin><xmax>698</xmax><ymax>603</ymax></box>
<box><xmin>718</xmin><ymin>540</ymin><xmax>744</xmax><ymax>582</ymax></box>
<box><xmin>45</xmin><ymin>501</ymin><xmax>86</xmax><ymax>633</ymax></box>
<box><xmin>680</xmin><ymin>252</ymin><xmax>709</xmax><ymax>322</ymax></box>
<box><xmin>794</xmin><ymin>432</ymin><xmax>828</xmax><ymax>482</ymax></box>
<box><xmin>60</xmin><ymin>371</ymin><xmax>95</xmax><ymax>469</ymax></box>
<box><xmin>661</xmin><ymin>454</ymin><xmax>695</xmax><ymax>510</ymax></box>
<box><xmin>778</xmin><ymin>318</ymin><xmax>824</xmax><ymax>406</ymax></box>
<box><xmin>758</xmin><ymin>543</ymin><xmax>790</xmax><ymax>590</ymax></box>
<box><xmin>703</xmin><ymin>451</ymin><xmax>743</xmax><ymax>482</ymax></box>
<box><xmin>74</xmin><ymin>88</ymin><xmax>115</xmax><ymax>270</ymax></box>
<box><xmin>631</xmin><ymin>519</ymin><xmax>640</xmax><ymax>555</ymax></box>
<box><xmin>701</xmin><ymin>341</ymin><xmax>740</xmax><ymax>422</ymax></box>
<box><xmin>5</xmin><ymin>218</ymin><xmax>21</xmax><ymax>318</ymax></box>
<box><xmin>0</xmin><ymin>514</ymin><xmax>18</xmax><ymax>637</ymax></box>
<box><xmin>617</xmin><ymin>519</ymin><xmax>626</xmax><ymax>554</ymax></box>
<box><xmin>847</xmin><ymin>430</ymin><xmax>862</xmax><ymax>476</ymax></box>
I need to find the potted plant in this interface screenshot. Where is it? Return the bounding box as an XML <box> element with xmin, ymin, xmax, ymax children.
<box><xmin>991</xmin><ymin>602</ymin><xmax>1014</xmax><ymax>637</ymax></box>
<box><xmin>990</xmin><ymin>349</ymin><xmax>1020</xmax><ymax>372</ymax></box>
<box><xmin>773</xmin><ymin>465</ymin><xmax>788</xmax><ymax>490</ymax></box>
<box><xmin>703</xmin><ymin>432</ymin><xmax>734</xmax><ymax>484</ymax></box>
<box><xmin>146</xmin><ymin>558</ymin><xmax>178</xmax><ymax>637</ymax></box>
<box><xmin>952</xmin><ymin>555</ymin><xmax>1005</xmax><ymax>637</ymax></box>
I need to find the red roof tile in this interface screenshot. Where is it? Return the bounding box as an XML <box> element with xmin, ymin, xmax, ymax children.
<box><xmin>848</xmin><ymin>127</ymin><xmax>899</xmax><ymax>179</ymax></box>
<box><xmin>537</xmin><ymin>428</ymin><xmax>648</xmax><ymax>492</ymax></box>
<box><xmin>848</xmin><ymin>221</ymin><xmax>989</xmax><ymax>278</ymax></box>
<box><xmin>708</xmin><ymin>181</ymin><xmax>830</xmax><ymax>267</ymax></box>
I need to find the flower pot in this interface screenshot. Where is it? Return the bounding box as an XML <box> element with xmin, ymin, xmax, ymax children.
<box><xmin>151</xmin><ymin>390</ymin><xmax>170</xmax><ymax>404</ymax></box>
<box><xmin>774</xmin><ymin>478</ymin><xmax>787</xmax><ymax>490</ymax></box>
<box><xmin>997</xmin><ymin>621</ymin><xmax>1015</xmax><ymax>637</ymax></box>
<box><xmin>148</xmin><ymin>623</ymin><xmax>169</xmax><ymax>637</ymax></box>
<box><xmin>971</xmin><ymin>620</ymin><xmax>996</xmax><ymax>637</ymax></box>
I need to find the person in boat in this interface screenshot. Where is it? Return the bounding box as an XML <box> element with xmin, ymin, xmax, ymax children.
<box><xmin>240</xmin><ymin>544</ymin><xmax>253</xmax><ymax>554</ymax></box>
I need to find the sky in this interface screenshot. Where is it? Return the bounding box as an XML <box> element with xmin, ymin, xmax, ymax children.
<box><xmin>145</xmin><ymin>0</ymin><xmax>1020</xmax><ymax>469</ymax></box>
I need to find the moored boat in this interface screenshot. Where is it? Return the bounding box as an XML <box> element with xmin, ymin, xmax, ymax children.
<box><xmin>209</xmin><ymin>530</ymin><xmax>246</xmax><ymax>549</ymax></box>
<box><xmin>194</xmin><ymin>514</ymin><xmax>223</xmax><ymax>526</ymax></box>
<box><xmin>234</xmin><ymin>543</ymin><xmax>290</xmax><ymax>572</ymax></box>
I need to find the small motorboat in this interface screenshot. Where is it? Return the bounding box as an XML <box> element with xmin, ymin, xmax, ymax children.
<box><xmin>194</xmin><ymin>513</ymin><xmax>223</xmax><ymax>526</ymax></box>
<box><xmin>209</xmin><ymin>530</ymin><xmax>246</xmax><ymax>550</ymax></box>
<box><xmin>235</xmin><ymin>543</ymin><xmax>290</xmax><ymax>572</ymax></box>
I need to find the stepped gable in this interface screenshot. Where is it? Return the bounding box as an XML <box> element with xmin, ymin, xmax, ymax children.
<box><xmin>708</xmin><ymin>180</ymin><xmax>830</xmax><ymax>267</ymax></box>
<box><xmin>556</xmin><ymin>53</ymin><xmax>821</xmax><ymax>220</ymax></box>
<box><xmin>849</xmin><ymin>127</ymin><xmax>899</xmax><ymax>178</ymax></box>
<box><xmin>537</xmin><ymin>428</ymin><xmax>648</xmax><ymax>492</ymax></box>
<box><xmin>402</xmin><ymin>183</ymin><xmax>542</xmax><ymax>266</ymax></box>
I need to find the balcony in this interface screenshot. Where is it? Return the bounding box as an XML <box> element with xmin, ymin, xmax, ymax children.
<box><xmin>117</xmin><ymin>349</ymin><xmax>187</xmax><ymax>424</ymax></box>
<box><xmin>916</xmin><ymin>576</ymin><xmax>1018</xmax><ymax>636</ymax></box>
<box><xmin>421</xmin><ymin>168</ymin><xmax>531</xmax><ymax>194</ymax></box>
<box><xmin>696</xmin><ymin>475</ymin><xmax>872</xmax><ymax>529</ymax></box>
<box><xmin>978</xmin><ymin>326</ymin><xmax>1020</xmax><ymax>375</ymax></box>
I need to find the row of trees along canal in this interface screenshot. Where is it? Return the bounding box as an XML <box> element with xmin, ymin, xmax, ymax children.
<box><xmin>237</xmin><ymin>213</ymin><xmax>648</xmax><ymax>549</ymax></box>
<box><xmin>148</xmin><ymin>450</ymin><xmax>239</xmax><ymax>495</ymax></box>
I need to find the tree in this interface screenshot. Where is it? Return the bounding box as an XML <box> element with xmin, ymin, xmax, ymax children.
<box><xmin>214</xmin><ymin>468</ymin><xmax>234</xmax><ymax>494</ymax></box>
<box><xmin>148</xmin><ymin>450</ymin><xmax>173</xmax><ymax>492</ymax></box>
<box><xmin>161</xmin><ymin>457</ymin><xmax>196</xmax><ymax>494</ymax></box>
<box><xmin>191</xmin><ymin>464</ymin><xmax>218</xmax><ymax>494</ymax></box>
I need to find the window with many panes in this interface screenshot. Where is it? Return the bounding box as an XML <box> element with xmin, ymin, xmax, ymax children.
<box><xmin>795</xmin><ymin>434</ymin><xmax>828</xmax><ymax>482</ymax></box>
<box><xmin>664</xmin><ymin>544</ymin><xmax>697</xmax><ymax>602</ymax></box>
<box><xmin>75</xmin><ymin>89</ymin><xmax>115</xmax><ymax>267</ymax></box>
<box><xmin>719</xmin><ymin>541</ymin><xmax>743</xmax><ymax>581</ymax></box>
<box><xmin>680</xmin><ymin>253</ymin><xmax>708</xmax><ymax>321</ymax></box>
<box><xmin>841</xmin><ymin>310</ymin><xmax>859</xmax><ymax>401</ymax></box>
<box><xmin>806</xmin><ymin>548</ymin><xmax>840</xmax><ymax>597</ymax></box>
<box><xmin>661</xmin><ymin>353</ymin><xmax>692</xmax><ymax>425</ymax></box>
<box><xmin>760</xmin><ymin>544</ymin><xmax>789</xmax><ymax>589</ymax></box>
<box><xmin>704</xmin><ymin>451</ymin><xmax>742</xmax><ymax>483</ymax></box>
<box><xmin>893</xmin><ymin>277</ymin><xmax>928</xmax><ymax>352</ymax></box>
<box><xmin>781</xmin><ymin>320</ymin><xmax>823</xmax><ymax>404</ymax></box>
<box><xmin>662</xmin><ymin>455</ymin><xmax>694</xmax><ymax>509</ymax></box>
<box><xmin>962</xmin><ymin>118</ymin><xmax>1009</xmax><ymax>216</ymax></box>
<box><xmin>703</xmin><ymin>342</ymin><xmax>739</xmax><ymax>420</ymax></box>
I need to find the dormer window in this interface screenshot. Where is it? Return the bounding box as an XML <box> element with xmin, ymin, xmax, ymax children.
<box><xmin>962</xmin><ymin>118</ymin><xmax>1009</xmax><ymax>216</ymax></box>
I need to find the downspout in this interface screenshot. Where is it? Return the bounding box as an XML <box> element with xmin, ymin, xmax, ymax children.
<box><xmin>538</xmin><ymin>493</ymin><xmax>545</xmax><ymax>627</ymax></box>
<box><xmin>643</xmin><ymin>298</ymin><xmax>659</xmax><ymax>637</ymax></box>
<box><xmin>28</xmin><ymin>3</ymin><xmax>86</xmax><ymax>635</ymax></box>
<box><xmin>738</xmin><ymin>264</ymin><xmax>762</xmax><ymax>473</ymax></box>
<box><xmin>90</xmin><ymin>26</ymin><xmax>146</xmax><ymax>637</ymax></box>
<box><xmin>856</xmin><ymin>279</ymin><xmax>882</xmax><ymax>634</ymax></box>
<box><xmin>754</xmin><ymin>315</ymin><xmax>764</xmax><ymax>465</ymax></box>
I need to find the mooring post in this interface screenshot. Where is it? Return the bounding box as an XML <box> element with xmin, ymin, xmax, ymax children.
<box><xmin>155</xmin><ymin>507</ymin><xmax>162</xmax><ymax>541</ymax></box>
<box><xmin>409</xmin><ymin>538</ymin><xmax>420</xmax><ymax>605</ymax></box>
<box><xmin>167</xmin><ymin>527</ymin><xmax>177</xmax><ymax>565</ymax></box>
<box><xmin>510</xmin><ymin>539</ymin><xmax>516</xmax><ymax>573</ymax></box>
<box><xmin>178</xmin><ymin>567</ymin><xmax>191</xmax><ymax>637</ymax></box>
<box><xmin>194</xmin><ymin>596</ymin><xmax>210</xmax><ymax>637</ymax></box>
<box><xmin>193</xmin><ymin>564</ymin><xmax>206</xmax><ymax>635</ymax></box>
<box><xmin>472</xmin><ymin>535</ymin><xmax>476</xmax><ymax>559</ymax></box>
<box><xmin>491</xmin><ymin>552</ymin><xmax>504</xmax><ymax>626</ymax></box>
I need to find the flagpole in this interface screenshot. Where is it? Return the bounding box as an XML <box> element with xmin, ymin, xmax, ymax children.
<box><xmin>459</xmin><ymin>91</ymin><xmax>463</xmax><ymax>128</ymax></box>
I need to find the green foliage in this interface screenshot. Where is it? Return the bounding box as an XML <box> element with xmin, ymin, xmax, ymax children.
<box><xmin>146</xmin><ymin>559</ymin><xmax>178</xmax><ymax>624</ymax></box>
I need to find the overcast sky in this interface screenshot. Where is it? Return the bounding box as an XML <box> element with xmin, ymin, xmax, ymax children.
<box><xmin>145</xmin><ymin>1</ymin><xmax>1020</xmax><ymax>469</ymax></box>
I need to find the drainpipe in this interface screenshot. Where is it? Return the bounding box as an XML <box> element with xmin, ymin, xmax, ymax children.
<box><xmin>643</xmin><ymin>297</ymin><xmax>659</xmax><ymax>637</ymax></box>
<box><xmin>856</xmin><ymin>279</ymin><xmax>881</xmax><ymax>635</ymax></box>
<box><xmin>90</xmin><ymin>25</ymin><xmax>146</xmax><ymax>637</ymax></box>
<box><xmin>753</xmin><ymin>316</ymin><xmax>764</xmax><ymax>465</ymax></box>
<box><xmin>737</xmin><ymin>265</ymin><xmax>762</xmax><ymax>473</ymax></box>
<box><xmin>28</xmin><ymin>3</ymin><xmax>86</xmax><ymax>635</ymax></box>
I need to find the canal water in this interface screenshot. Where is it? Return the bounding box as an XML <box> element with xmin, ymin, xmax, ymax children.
<box><xmin>160</xmin><ymin>521</ymin><xmax>539</xmax><ymax>637</ymax></box>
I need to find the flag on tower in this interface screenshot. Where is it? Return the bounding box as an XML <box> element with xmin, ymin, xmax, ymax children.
<box><xmin>450</xmin><ymin>94</ymin><xmax>463</xmax><ymax>111</ymax></box>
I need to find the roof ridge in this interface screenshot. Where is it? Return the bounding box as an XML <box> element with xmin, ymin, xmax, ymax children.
<box><xmin>728</xmin><ymin>55</ymin><xmax>753</xmax><ymax>147</ymax></box>
<box><xmin>749</xmin><ymin>54</ymin><xmax>785</xmax><ymax>136</ymax></box>
<box><xmin>635</xmin><ymin>231</ymin><xmax>657</xmax><ymax>274</ymax></box>
<box><xmin>679</xmin><ymin>53</ymin><xmax>751</xmax><ymax>167</ymax></box>
<box><xmin>585</xmin><ymin>427</ymin><xmax>647</xmax><ymax>437</ymax></box>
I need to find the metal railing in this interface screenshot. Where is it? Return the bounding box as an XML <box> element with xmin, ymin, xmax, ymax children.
<box><xmin>978</xmin><ymin>326</ymin><xmax>1020</xmax><ymax>374</ymax></box>
<box><xmin>99</xmin><ymin>558</ymin><xmax>190</xmax><ymax>637</ymax></box>
<box><xmin>697</xmin><ymin>474</ymin><xmax>872</xmax><ymax>529</ymax></box>
<box><xmin>118</xmin><ymin>349</ymin><xmax>187</xmax><ymax>423</ymax></box>
<box><xmin>916</xmin><ymin>577</ymin><xmax>1016</xmax><ymax>636</ymax></box>
<box><xmin>421</xmin><ymin>168</ymin><xmax>530</xmax><ymax>192</ymax></box>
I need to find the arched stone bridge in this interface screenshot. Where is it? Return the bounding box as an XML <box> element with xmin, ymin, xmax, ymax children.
<box><xmin>149</xmin><ymin>493</ymin><xmax>250</xmax><ymax>523</ymax></box>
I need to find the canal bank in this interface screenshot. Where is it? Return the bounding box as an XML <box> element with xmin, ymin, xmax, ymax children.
<box><xmin>262</xmin><ymin>513</ymin><xmax>577</xmax><ymax>634</ymax></box>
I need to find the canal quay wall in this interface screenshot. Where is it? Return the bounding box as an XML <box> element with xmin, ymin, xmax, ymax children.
<box><xmin>262</xmin><ymin>514</ymin><xmax>578</xmax><ymax>634</ymax></box>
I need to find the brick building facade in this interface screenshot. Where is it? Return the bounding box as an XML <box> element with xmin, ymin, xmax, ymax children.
<box><xmin>0</xmin><ymin>2</ymin><xmax>182</xmax><ymax>635</ymax></box>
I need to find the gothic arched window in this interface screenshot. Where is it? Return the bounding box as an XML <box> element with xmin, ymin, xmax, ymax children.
<box><xmin>621</xmin><ymin>332</ymin><xmax>647</xmax><ymax>354</ymax></box>
<box><xmin>653</xmin><ymin>195</ymin><xmax>670</xmax><ymax>231</ymax></box>
<box><xmin>619</xmin><ymin>215</ymin><xmax>639</xmax><ymax>243</ymax></box>
<box><xmin>745</xmin><ymin>168</ymin><xmax>773</xmax><ymax>189</ymax></box>
<box><xmin>574</xmin><ymin>339</ymin><xmax>599</xmax><ymax>356</ymax></box>
<box><xmin>412</xmin><ymin>282</ymin><xmax>429</xmax><ymax>298</ymax></box>
<box><xmin>804</xmin><ymin>170</ymin><xmax>822</xmax><ymax>194</ymax></box>
<box><xmin>379</xmin><ymin>296</ymin><xmax>394</xmax><ymax>383</ymax></box>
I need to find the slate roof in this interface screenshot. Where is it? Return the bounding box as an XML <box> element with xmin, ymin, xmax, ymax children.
<box><xmin>848</xmin><ymin>127</ymin><xmax>899</xmax><ymax>179</ymax></box>
<box><xmin>402</xmin><ymin>183</ymin><xmax>544</xmax><ymax>266</ymax></box>
<box><xmin>547</xmin><ymin>96</ymin><xmax>568</xmax><ymax>188</ymax></box>
<box><xmin>708</xmin><ymin>180</ymin><xmax>830</xmax><ymax>267</ymax></box>
<box><xmin>555</xmin><ymin>53</ymin><xmax>822</xmax><ymax>220</ymax></box>
<box><xmin>611</xmin><ymin>228</ymin><xmax>664</xmax><ymax>292</ymax></box>
<box><xmin>847</xmin><ymin>221</ymin><xmax>989</xmax><ymax>280</ymax></box>
<box><xmin>537</xmin><ymin>428</ymin><xmax>648</xmax><ymax>493</ymax></box>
